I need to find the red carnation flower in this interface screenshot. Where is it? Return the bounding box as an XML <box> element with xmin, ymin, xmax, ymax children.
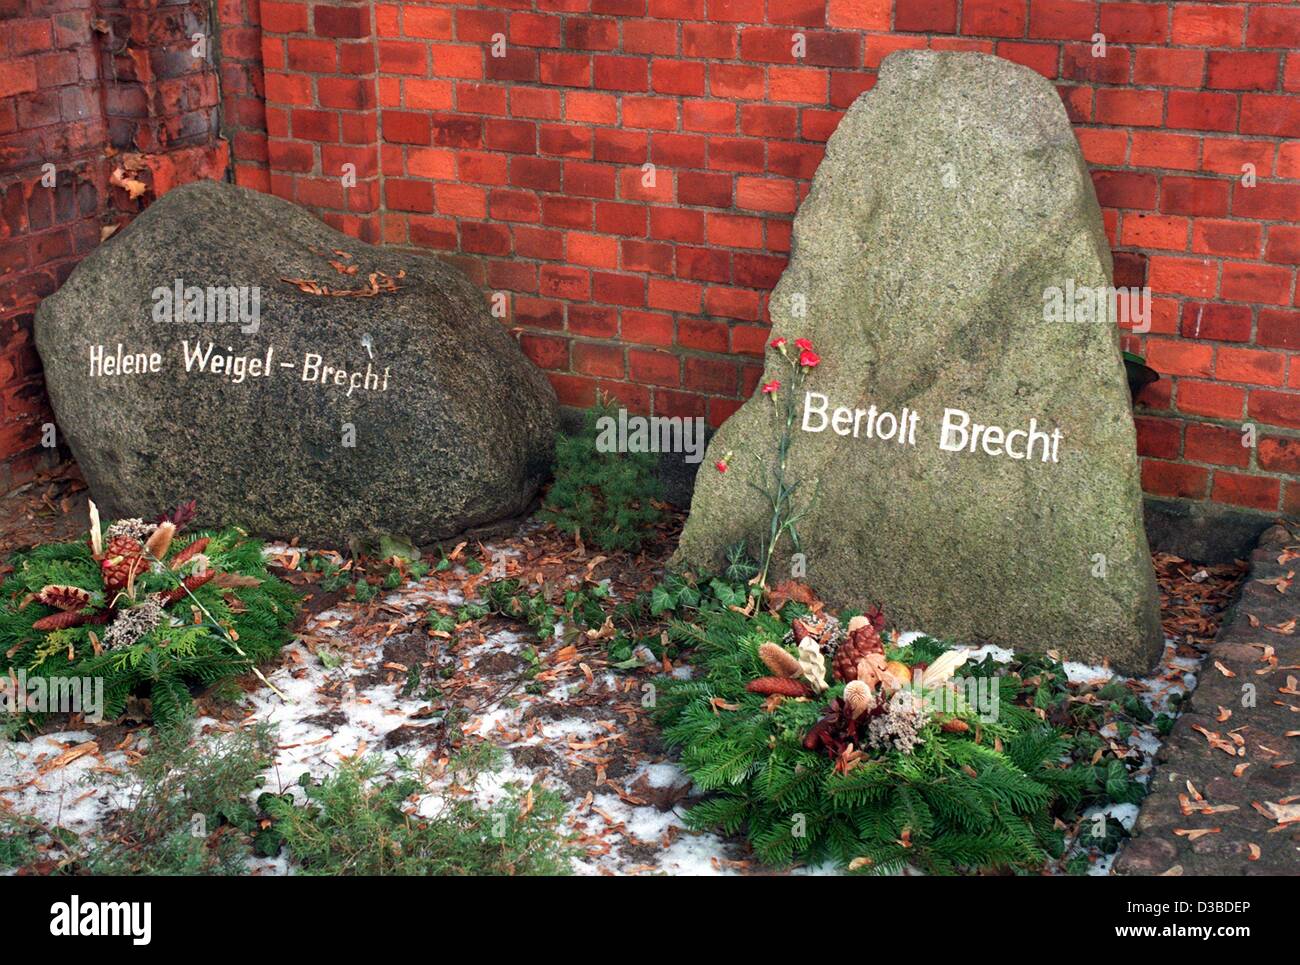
<box><xmin>761</xmin><ymin>379</ymin><xmax>781</xmax><ymax>395</ymax></box>
<box><xmin>798</xmin><ymin>349</ymin><xmax>821</xmax><ymax>368</ymax></box>
<box><xmin>770</xmin><ymin>337</ymin><xmax>787</xmax><ymax>352</ymax></box>
<box><xmin>794</xmin><ymin>338</ymin><xmax>814</xmax><ymax>351</ymax></box>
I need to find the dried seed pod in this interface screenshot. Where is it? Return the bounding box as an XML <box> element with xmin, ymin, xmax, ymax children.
<box><xmin>745</xmin><ymin>676</ymin><xmax>812</xmax><ymax>698</ymax></box>
<box><xmin>941</xmin><ymin>717</ymin><xmax>971</xmax><ymax>733</ymax></box>
<box><xmin>922</xmin><ymin>651</ymin><xmax>968</xmax><ymax>687</ymax></box>
<box><xmin>758</xmin><ymin>642</ymin><xmax>802</xmax><ymax>678</ymax></box>
<box><xmin>36</xmin><ymin>584</ymin><xmax>92</xmax><ymax>612</ymax></box>
<box><xmin>144</xmin><ymin>521</ymin><xmax>176</xmax><ymax>561</ymax></box>
<box><xmin>797</xmin><ymin>637</ymin><xmax>829</xmax><ymax>694</ymax></box>
<box><xmin>843</xmin><ymin>680</ymin><xmax>874</xmax><ymax>719</ymax></box>
<box><xmin>88</xmin><ymin>500</ymin><xmax>103</xmax><ymax>559</ymax></box>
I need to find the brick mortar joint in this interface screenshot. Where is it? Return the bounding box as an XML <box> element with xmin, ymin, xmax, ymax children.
<box><xmin>205</xmin><ymin>0</ymin><xmax>232</xmax><ymax>164</ymax></box>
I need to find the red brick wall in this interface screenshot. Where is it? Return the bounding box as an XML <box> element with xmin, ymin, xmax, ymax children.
<box><xmin>243</xmin><ymin>0</ymin><xmax>1300</xmax><ymax>516</ymax></box>
<box><xmin>219</xmin><ymin>0</ymin><xmax>271</xmax><ymax>194</ymax></box>
<box><xmin>1</xmin><ymin>0</ymin><xmax>104</xmax><ymax>487</ymax></box>
<box><xmin>7</xmin><ymin>0</ymin><xmax>1300</xmax><ymax>517</ymax></box>
<box><xmin>0</xmin><ymin>0</ymin><xmax>227</xmax><ymax>488</ymax></box>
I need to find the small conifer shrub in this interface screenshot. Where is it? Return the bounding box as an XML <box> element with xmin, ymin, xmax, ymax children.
<box><xmin>540</xmin><ymin>398</ymin><xmax>663</xmax><ymax>552</ymax></box>
<box><xmin>263</xmin><ymin>749</ymin><xmax>575</xmax><ymax>876</ymax></box>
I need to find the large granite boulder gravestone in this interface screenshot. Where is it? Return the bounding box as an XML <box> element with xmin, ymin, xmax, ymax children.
<box><xmin>674</xmin><ymin>51</ymin><xmax>1164</xmax><ymax>671</ymax></box>
<box><xmin>35</xmin><ymin>180</ymin><xmax>558</xmax><ymax>544</ymax></box>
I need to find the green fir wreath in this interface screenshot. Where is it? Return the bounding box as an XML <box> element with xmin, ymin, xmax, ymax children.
<box><xmin>655</xmin><ymin>607</ymin><xmax>1115</xmax><ymax>875</ymax></box>
<box><xmin>0</xmin><ymin>501</ymin><xmax>297</xmax><ymax>732</ymax></box>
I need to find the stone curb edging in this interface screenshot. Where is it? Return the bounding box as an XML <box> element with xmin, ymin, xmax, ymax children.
<box><xmin>1115</xmin><ymin>518</ymin><xmax>1300</xmax><ymax>876</ymax></box>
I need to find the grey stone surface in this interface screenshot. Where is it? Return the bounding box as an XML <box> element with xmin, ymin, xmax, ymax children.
<box><xmin>1143</xmin><ymin>496</ymin><xmax>1276</xmax><ymax>564</ymax></box>
<box><xmin>35</xmin><ymin>179</ymin><xmax>557</xmax><ymax>544</ymax></box>
<box><xmin>673</xmin><ymin>50</ymin><xmax>1164</xmax><ymax>672</ymax></box>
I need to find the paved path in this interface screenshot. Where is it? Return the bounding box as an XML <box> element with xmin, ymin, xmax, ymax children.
<box><xmin>1116</xmin><ymin>519</ymin><xmax>1300</xmax><ymax>875</ymax></box>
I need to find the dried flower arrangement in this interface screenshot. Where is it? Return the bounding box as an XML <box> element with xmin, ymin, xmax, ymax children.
<box><xmin>0</xmin><ymin>501</ymin><xmax>297</xmax><ymax>730</ymax></box>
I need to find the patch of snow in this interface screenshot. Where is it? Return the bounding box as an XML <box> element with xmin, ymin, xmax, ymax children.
<box><xmin>1081</xmin><ymin>802</ymin><xmax>1143</xmax><ymax>876</ymax></box>
<box><xmin>634</xmin><ymin>762</ymin><xmax>687</xmax><ymax>790</ymax></box>
<box><xmin>538</xmin><ymin>717</ymin><xmax>603</xmax><ymax>741</ymax></box>
<box><xmin>0</xmin><ymin>731</ymin><xmax>139</xmax><ymax>839</ymax></box>
<box><xmin>892</xmin><ymin>630</ymin><xmax>928</xmax><ymax>649</ymax></box>
<box><xmin>953</xmin><ymin>642</ymin><xmax>1016</xmax><ymax>664</ymax></box>
<box><xmin>1064</xmin><ymin>661</ymin><xmax>1115</xmax><ymax>685</ymax></box>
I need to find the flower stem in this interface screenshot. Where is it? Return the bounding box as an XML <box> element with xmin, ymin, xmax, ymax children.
<box><xmin>755</xmin><ymin>355</ymin><xmax>804</xmax><ymax>593</ymax></box>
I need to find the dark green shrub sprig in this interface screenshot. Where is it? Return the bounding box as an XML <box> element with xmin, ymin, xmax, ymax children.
<box><xmin>540</xmin><ymin>399</ymin><xmax>664</xmax><ymax>553</ymax></box>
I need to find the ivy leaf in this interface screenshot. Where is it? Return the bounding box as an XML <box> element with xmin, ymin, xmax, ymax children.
<box><xmin>650</xmin><ymin>585</ymin><xmax>675</xmax><ymax>617</ymax></box>
<box><xmin>709</xmin><ymin>579</ymin><xmax>745</xmax><ymax>608</ymax></box>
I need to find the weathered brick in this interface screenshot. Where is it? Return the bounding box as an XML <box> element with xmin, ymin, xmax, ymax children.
<box><xmin>11</xmin><ymin>0</ymin><xmax>1300</xmax><ymax>518</ymax></box>
<box><xmin>1210</xmin><ymin>471</ymin><xmax>1279</xmax><ymax>511</ymax></box>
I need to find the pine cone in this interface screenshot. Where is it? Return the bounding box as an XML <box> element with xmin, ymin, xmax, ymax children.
<box><xmin>33</xmin><ymin>609</ymin><xmax>110</xmax><ymax>631</ymax></box>
<box><xmin>101</xmin><ymin>535</ymin><xmax>145</xmax><ymax>594</ymax></box>
<box><xmin>746</xmin><ymin>676</ymin><xmax>812</xmax><ymax>698</ymax></box>
<box><xmin>107</xmin><ymin>534</ymin><xmax>143</xmax><ymax>557</ymax></box>
<box><xmin>833</xmin><ymin>623</ymin><xmax>884</xmax><ymax>683</ymax></box>
<box><xmin>161</xmin><ymin>570</ymin><xmax>215</xmax><ymax>606</ymax></box>
<box><xmin>169</xmin><ymin>536</ymin><xmax>210</xmax><ymax>570</ymax></box>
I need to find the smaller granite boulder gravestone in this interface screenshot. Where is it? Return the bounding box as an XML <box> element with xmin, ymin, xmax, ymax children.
<box><xmin>35</xmin><ymin>180</ymin><xmax>558</xmax><ymax>544</ymax></box>
<box><xmin>674</xmin><ymin>51</ymin><xmax>1164</xmax><ymax>672</ymax></box>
